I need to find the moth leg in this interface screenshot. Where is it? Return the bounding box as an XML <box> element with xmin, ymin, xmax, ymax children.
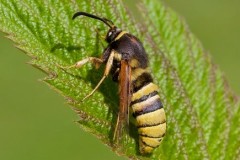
<box><xmin>81</xmin><ymin>51</ymin><xmax>115</xmax><ymax>101</ymax></box>
<box><xmin>113</xmin><ymin>115</ymin><xmax>121</xmax><ymax>143</ymax></box>
<box><xmin>58</xmin><ymin>57</ymin><xmax>103</xmax><ymax>70</ymax></box>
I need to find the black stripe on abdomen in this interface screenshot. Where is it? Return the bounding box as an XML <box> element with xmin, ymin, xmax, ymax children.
<box><xmin>132</xmin><ymin>72</ymin><xmax>153</xmax><ymax>93</ymax></box>
<box><xmin>131</xmin><ymin>91</ymin><xmax>158</xmax><ymax>106</ymax></box>
<box><xmin>133</xmin><ymin>99</ymin><xmax>163</xmax><ymax>117</ymax></box>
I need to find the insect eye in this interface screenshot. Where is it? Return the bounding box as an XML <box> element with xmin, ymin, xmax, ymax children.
<box><xmin>108</xmin><ymin>31</ymin><xmax>112</xmax><ymax>36</ymax></box>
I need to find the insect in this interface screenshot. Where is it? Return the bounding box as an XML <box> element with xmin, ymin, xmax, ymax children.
<box><xmin>65</xmin><ymin>11</ymin><xmax>166</xmax><ymax>154</ymax></box>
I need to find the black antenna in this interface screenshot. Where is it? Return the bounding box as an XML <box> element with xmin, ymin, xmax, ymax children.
<box><xmin>72</xmin><ymin>12</ymin><xmax>114</xmax><ymax>28</ymax></box>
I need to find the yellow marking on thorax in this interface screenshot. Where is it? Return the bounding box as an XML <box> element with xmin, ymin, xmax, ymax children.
<box><xmin>114</xmin><ymin>52</ymin><xmax>122</xmax><ymax>61</ymax></box>
<box><xmin>114</xmin><ymin>31</ymin><xmax>127</xmax><ymax>41</ymax></box>
<box><xmin>131</xmin><ymin>83</ymin><xmax>159</xmax><ymax>101</ymax></box>
<box><xmin>130</xmin><ymin>59</ymin><xmax>139</xmax><ymax>68</ymax></box>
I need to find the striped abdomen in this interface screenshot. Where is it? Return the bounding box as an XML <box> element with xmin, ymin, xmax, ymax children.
<box><xmin>131</xmin><ymin>68</ymin><xmax>166</xmax><ymax>154</ymax></box>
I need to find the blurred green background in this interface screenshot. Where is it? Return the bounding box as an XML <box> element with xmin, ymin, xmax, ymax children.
<box><xmin>165</xmin><ymin>0</ymin><xmax>240</xmax><ymax>94</ymax></box>
<box><xmin>0</xmin><ymin>1</ymin><xmax>239</xmax><ymax>160</ymax></box>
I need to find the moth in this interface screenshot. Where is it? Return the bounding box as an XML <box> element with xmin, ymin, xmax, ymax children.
<box><xmin>63</xmin><ymin>12</ymin><xmax>166</xmax><ymax>154</ymax></box>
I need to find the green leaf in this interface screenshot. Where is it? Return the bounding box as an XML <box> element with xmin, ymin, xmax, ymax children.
<box><xmin>0</xmin><ymin>0</ymin><xmax>239</xmax><ymax>159</ymax></box>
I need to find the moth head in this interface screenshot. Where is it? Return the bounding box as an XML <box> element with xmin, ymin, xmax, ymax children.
<box><xmin>72</xmin><ymin>12</ymin><xmax>121</xmax><ymax>43</ymax></box>
<box><xmin>106</xmin><ymin>27</ymin><xmax>122</xmax><ymax>43</ymax></box>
